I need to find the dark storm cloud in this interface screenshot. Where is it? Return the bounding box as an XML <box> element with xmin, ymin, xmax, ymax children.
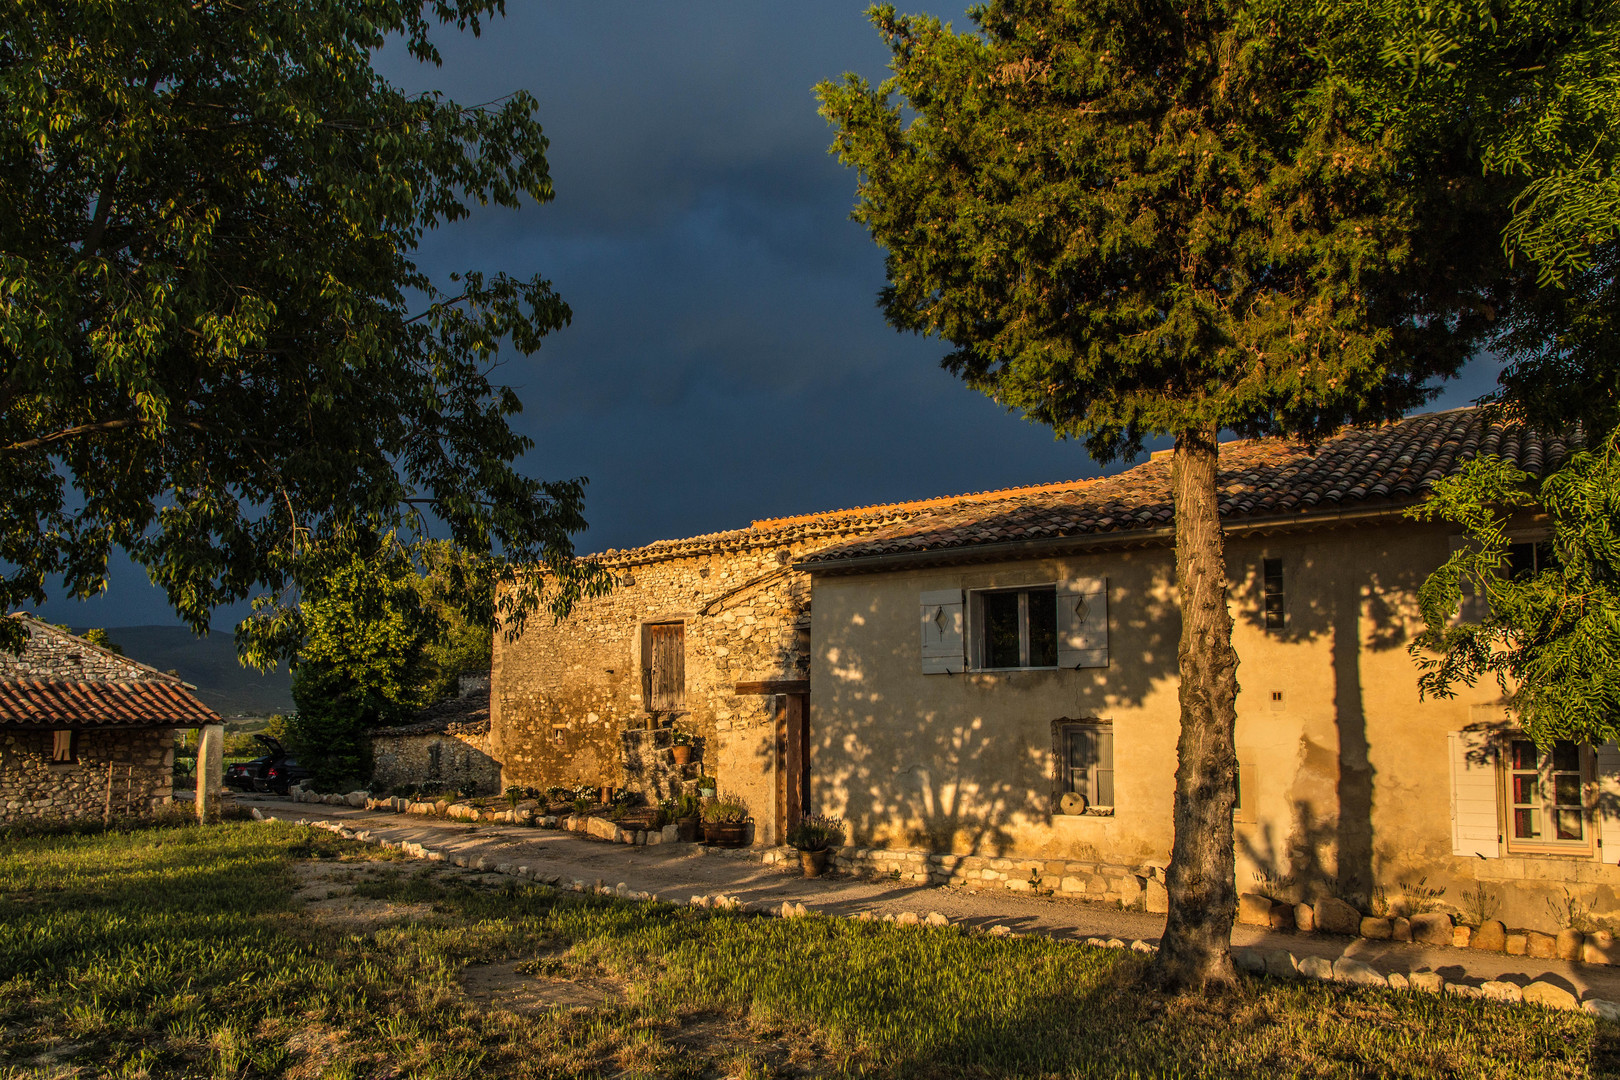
<box><xmin>36</xmin><ymin>1</ymin><xmax>1500</xmax><ymax>628</ymax></box>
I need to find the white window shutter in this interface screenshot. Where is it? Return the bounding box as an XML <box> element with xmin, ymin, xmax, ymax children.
<box><xmin>1595</xmin><ymin>742</ymin><xmax>1620</xmax><ymax>864</ymax></box>
<box><xmin>1448</xmin><ymin>730</ymin><xmax>1500</xmax><ymax>858</ymax></box>
<box><xmin>920</xmin><ymin>589</ymin><xmax>964</xmax><ymax>674</ymax></box>
<box><xmin>1449</xmin><ymin>536</ymin><xmax>1489</xmax><ymax>624</ymax></box>
<box><xmin>1057</xmin><ymin>577</ymin><xmax>1109</xmax><ymax>669</ymax></box>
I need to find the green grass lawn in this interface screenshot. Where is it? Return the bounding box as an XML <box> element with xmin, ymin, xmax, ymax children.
<box><xmin>0</xmin><ymin>819</ymin><xmax>1613</xmax><ymax>1079</ymax></box>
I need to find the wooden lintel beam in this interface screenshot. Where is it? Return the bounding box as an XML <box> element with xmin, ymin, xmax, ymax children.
<box><xmin>734</xmin><ymin>679</ymin><xmax>809</xmax><ymax>695</ymax></box>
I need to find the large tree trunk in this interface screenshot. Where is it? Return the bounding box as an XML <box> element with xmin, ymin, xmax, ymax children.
<box><xmin>1150</xmin><ymin>422</ymin><xmax>1241</xmax><ymax>991</ymax></box>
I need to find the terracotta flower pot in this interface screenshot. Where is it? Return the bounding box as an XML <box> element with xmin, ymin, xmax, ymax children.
<box><xmin>671</xmin><ymin>744</ymin><xmax>693</xmax><ymax>766</ymax></box>
<box><xmin>703</xmin><ymin>821</ymin><xmax>748</xmax><ymax>847</ymax></box>
<box><xmin>800</xmin><ymin>848</ymin><xmax>830</xmax><ymax>878</ymax></box>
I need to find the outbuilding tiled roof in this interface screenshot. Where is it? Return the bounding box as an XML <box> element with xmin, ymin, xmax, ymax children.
<box><xmin>800</xmin><ymin>409</ymin><xmax>1578</xmax><ymax>567</ymax></box>
<box><xmin>0</xmin><ymin>679</ymin><xmax>220</xmax><ymax>728</ymax></box>
<box><xmin>371</xmin><ymin>690</ymin><xmax>490</xmax><ymax>738</ymax></box>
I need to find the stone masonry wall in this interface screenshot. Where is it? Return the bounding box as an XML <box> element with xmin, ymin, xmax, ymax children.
<box><xmin>830</xmin><ymin>845</ymin><xmax>1169</xmax><ymax>912</ymax></box>
<box><xmin>0</xmin><ymin>618</ymin><xmax>182</xmax><ymax>683</ymax></box>
<box><xmin>0</xmin><ymin>727</ymin><xmax>175</xmax><ymax>820</ymax></box>
<box><xmin>370</xmin><ymin>728</ymin><xmax>501</xmax><ymax>796</ymax></box>
<box><xmin>494</xmin><ymin>534</ymin><xmax>846</xmax><ymax>846</ymax></box>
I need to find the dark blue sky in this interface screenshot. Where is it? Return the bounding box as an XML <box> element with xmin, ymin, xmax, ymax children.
<box><xmin>38</xmin><ymin>2</ymin><xmax>1500</xmax><ymax>631</ymax></box>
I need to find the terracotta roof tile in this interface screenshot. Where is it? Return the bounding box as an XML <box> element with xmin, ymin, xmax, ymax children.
<box><xmin>801</xmin><ymin>409</ymin><xmax>1578</xmax><ymax>566</ymax></box>
<box><xmin>0</xmin><ymin>679</ymin><xmax>220</xmax><ymax>728</ymax></box>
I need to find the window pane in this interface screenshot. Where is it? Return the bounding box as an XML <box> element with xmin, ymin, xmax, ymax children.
<box><xmin>1554</xmin><ymin>773</ymin><xmax>1583</xmax><ymax>807</ymax></box>
<box><xmin>1511</xmin><ymin>740</ymin><xmax>1538</xmax><ymax>770</ymax></box>
<box><xmin>1514</xmin><ymin>807</ymin><xmax>1541</xmax><ymax>839</ymax></box>
<box><xmin>984</xmin><ymin>592</ymin><xmax>1021</xmax><ymax>668</ymax></box>
<box><xmin>1512</xmin><ymin>774</ymin><xmax>1539</xmax><ymax>805</ymax></box>
<box><xmin>1027</xmin><ymin>588</ymin><xmax>1057</xmax><ymax>667</ymax></box>
<box><xmin>1095</xmin><ymin>729</ymin><xmax>1114</xmax><ymax>806</ymax></box>
<box><xmin>1507</xmin><ymin>542</ymin><xmax>1539</xmax><ymax>579</ymax></box>
<box><xmin>1552</xmin><ymin>740</ymin><xmax>1580</xmax><ymax>773</ymax></box>
<box><xmin>1557</xmin><ymin>809</ymin><xmax>1585</xmax><ymax>841</ymax></box>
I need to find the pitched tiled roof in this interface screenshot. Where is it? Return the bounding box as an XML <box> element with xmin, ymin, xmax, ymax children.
<box><xmin>0</xmin><ymin>679</ymin><xmax>220</xmax><ymax>728</ymax></box>
<box><xmin>800</xmin><ymin>409</ymin><xmax>1578</xmax><ymax>567</ymax></box>
<box><xmin>371</xmin><ymin>691</ymin><xmax>489</xmax><ymax>738</ymax></box>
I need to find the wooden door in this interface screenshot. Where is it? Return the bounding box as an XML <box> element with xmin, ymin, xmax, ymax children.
<box><xmin>646</xmin><ymin>623</ymin><xmax>685</xmax><ymax>711</ymax></box>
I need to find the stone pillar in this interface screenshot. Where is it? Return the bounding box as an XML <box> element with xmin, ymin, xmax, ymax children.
<box><xmin>196</xmin><ymin>723</ymin><xmax>224</xmax><ymax>822</ymax></box>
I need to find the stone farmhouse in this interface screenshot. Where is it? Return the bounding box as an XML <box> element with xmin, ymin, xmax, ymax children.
<box><xmin>0</xmin><ymin>615</ymin><xmax>219</xmax><ymax>823</ymax></box>
<box><xmin>493</xmin><ymin>408</ymin><xmax>1613</xmax><ymax>932</ymax></box>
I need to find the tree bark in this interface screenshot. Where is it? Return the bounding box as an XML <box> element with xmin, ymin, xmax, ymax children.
<box><xmin>1150</xmin><ymin>422</ymin><xmax>1241</xmax><ymax>990</ymax></box>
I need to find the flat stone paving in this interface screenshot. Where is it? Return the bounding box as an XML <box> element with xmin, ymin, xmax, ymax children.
<box><xmin>235</xmin><ymin>794</ymin><xmax>1620</xmax><ymax>1004</ymax></box>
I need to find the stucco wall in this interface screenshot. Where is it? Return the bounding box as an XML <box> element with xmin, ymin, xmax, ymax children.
<box><xmin>0</xmin><ymin>726</ymin><xmax>175</xmax><ymax>821</ymax></box>
<box><xmin>808</xmin><ymin>517</ymin><xmax>1620</xmax><ymax>935</ymax></box>
<box><xmin>492</xmin><ymin>541</ymin><xmax>819</xmax><ymax>844</ymax></box>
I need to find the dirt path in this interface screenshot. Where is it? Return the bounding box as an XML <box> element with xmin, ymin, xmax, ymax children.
<box><xmin>236</xmin><ymin>794</ymin><xmax>1620</xmax><ymax>1004</ymax></box>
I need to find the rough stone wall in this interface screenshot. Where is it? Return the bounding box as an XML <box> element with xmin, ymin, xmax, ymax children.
<box><xmin>0</xmin><ymin>727</ymin><xmax>175</xmax><ymax>821</ymax></box>
<box><xmin>0</xmin><ymin>618</ymin><xmax>180</xmax><ymax>683</ymax></box>
<box><xmin>370</xmin><ymin>728</ymin><xmax>500</xmax><ymax>796</ymax></box>
<box><xmin>493</xmin><ymin>538</ymin><xmax>828</xmax><ymax>845</ymax></box>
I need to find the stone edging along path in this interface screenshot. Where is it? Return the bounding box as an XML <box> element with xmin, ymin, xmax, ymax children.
<box><xmin>255</xmin><ymin>808</ymin><xmax>1620</xmax><ymax>1020</ymax></box>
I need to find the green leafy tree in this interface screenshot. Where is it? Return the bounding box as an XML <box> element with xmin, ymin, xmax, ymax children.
<box><xmin>0</xmin><ymin>0</ymin><xmax>606</xmax><ymax>658</ymax></box>
<box><xmin>288</xmin><ymin>538</ymin><xmax>440</xmax><ymax>790</ymax></box>
<box><xmin>1409</xmin><ymin>438</ymin><xmax>1620</xmax><ymax>745</ymax></box>
<box><xmin>819</xmin><ymin>1</ymin><xmax>1516</xmax><ymax>986</ymax></box>
<box><xmin>82</xmin><ymin>628</ymin><xmax>124</xmax><ymax>656</ymax></box>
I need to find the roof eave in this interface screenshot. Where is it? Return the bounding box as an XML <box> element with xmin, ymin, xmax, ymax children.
<box><xmin>798</xmin><ymin>500</ymin><xmax>1430</xmax><ymax>576</ymax></box>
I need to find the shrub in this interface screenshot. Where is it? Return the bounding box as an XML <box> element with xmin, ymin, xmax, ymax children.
<box><xmin>670</xmin><ymin>793</ymin><xmax>701</xmax><ymax>820</ymax></box>
<box><xmin>700</xmin><ymin>794</ymin><xmax>750</xmax><ymax>824</ymax></box>
<box><xmin>785</xmin><ymin>814</ymin><xmax>844</xmax><ymax>852</ymax></box>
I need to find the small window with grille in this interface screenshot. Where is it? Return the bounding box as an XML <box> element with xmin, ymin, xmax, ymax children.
<box><xmin>1262</xmin><ymin>558</ymin><xmax>1285</xmax><ymax>631</ymax></box>
<box><xmin>1056</xmin><ymin>721</ymin><xmax>1113</xmax><ymax>816</ymax></box>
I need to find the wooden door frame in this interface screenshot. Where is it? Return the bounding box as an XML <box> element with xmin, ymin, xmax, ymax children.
<box><xmin>736</xmin><ymin>680</ymin><xmax>810</xmax><ymax>839</ymax></box>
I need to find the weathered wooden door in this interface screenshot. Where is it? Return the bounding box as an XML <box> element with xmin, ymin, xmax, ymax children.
<box><xmin>646</xmin><ymin>623</ymin><xmax>685</xmax><ymax>711</ymax></box>
<box><xmin>776</xmin><ymin>693</ymin><xmax>810</xmax><ymax>834</ymax></box>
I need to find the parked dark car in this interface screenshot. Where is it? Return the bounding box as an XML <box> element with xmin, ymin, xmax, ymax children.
<box><xmin>223</xmin><ymin>735</ymin><xmax>310</xmax><ymax>795</ymax></box>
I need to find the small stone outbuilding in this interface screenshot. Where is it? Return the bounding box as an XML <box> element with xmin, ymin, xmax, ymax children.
<box><xmin>0</xmin><ymin>615</ymin><xmax>219</xmax><ymax>822</ymax></box>
<box><xmin>369</xmin><ymin>675</ymin><xmax>500</xmax><ymax>796</ymax></box>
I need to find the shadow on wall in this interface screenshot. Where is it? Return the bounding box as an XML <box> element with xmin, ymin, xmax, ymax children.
<box><xmin>810</xmin><ymin>534</ymin><xmax>1184</xmax><ymax>857</ymax></box>
<box><xmin>1232</xmin><ymin>539</ymin><xmax>1421</xmax><ymax>908</ymax></box>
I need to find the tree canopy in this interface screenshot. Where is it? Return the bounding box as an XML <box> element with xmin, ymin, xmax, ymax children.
<box><xmin>0</xmin><ymin>0</ymin><xmax>604</xmax><ymax>655</ymax></box>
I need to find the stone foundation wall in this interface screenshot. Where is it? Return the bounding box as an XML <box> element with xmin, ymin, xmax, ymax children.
<box><xmin>370</xmin><ymin>730</ymin><xmax>500</xmax><ymax>796</ymax></box>
<box><xmin>829</xmin><ymin>845</ymin><xmax>1169</xmax><ymax>912</ymax></box>
<box><xmin>0</xmin><ymin>727</ymin><xmax>175</xmax><ymax>821</ymax></box>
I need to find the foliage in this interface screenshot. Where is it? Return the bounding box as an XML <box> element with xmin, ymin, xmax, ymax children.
<box><xmin>669</xmin><ymin>793</ymin><xmax>702</xmax><ymax>821</ymax></box>
<box><xmin>786</xmin><ymin>813</ymin><xmax>846</xmax><ymax>853</ymax></box>
<box><xmin>0</xmin><ymin>0</ymin><xmax>608</xmax><ymax>656</ymax></box>
<box><xmin>1407</xmin><ymin>433</ymin><xmax>1620</xmax><ymax>747</ymax></box>
<box><xmin>0</xmin><ymin>821</ymin><xmax>1603</xmax><ymax>1079</ymax></box>
<box><xmin>80</xmin><ymin>628</ymin><xmax>123</xmax><ymax>655</ymax></box>
<box><xmin>1394</xmin><ymin>876</ymin><xmax>1448</xmax><ymax>918</ymax></box>
<box><xmin>816</xmin><ymin>4</ymin><xmax>1515</xmax><ymax>463</ymax></box>
<box><xmin>1458</xmin><ymin>885</ymin><xmax>1502</xmax><ymax>928</ymax></box>
<box><xmin>670</xmin><ymin>727</ymin><xmax>693</xmax><ymax>747</ymax></box>
<box><xmin>700</xmin><ymin>794</ymin><xmax>750</xmax><ymax>825</ymax></box>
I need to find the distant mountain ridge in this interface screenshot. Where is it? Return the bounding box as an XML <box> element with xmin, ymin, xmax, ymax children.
<box><xmin>80</xmin><ymin>625</ymin><xmax>293</xmax><ymax>719</ymax></box>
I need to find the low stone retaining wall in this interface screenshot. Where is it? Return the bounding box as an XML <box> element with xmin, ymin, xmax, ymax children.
<box><xmin>829</xmin><ymin>846</ymin><xmax>1169</xmax><ymax>913</ymax></box>
<box><xmin>1237</xmin><ymin>891</ymin><xmax>1620</xmax><ymax>969</ymax></box>
<box><xmin>256</xmin><ymin>807</ymin><xmax>1620</xmax><ymax>1020</ymax></box>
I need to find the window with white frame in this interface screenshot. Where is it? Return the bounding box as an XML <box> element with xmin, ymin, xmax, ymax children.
<box><xmin>973</xmin><ymin>586</ymin><xmax>1058</xmax><ymax>669</ymax></box>
<box><xmin>1505</xmin><ymin>738</ymin><xmax>1592</xmax><ymax>854</ymax></box>
<box><xmin>1057</xmin><ymin>721</ymin><xmax>1113</xmax><ymax>815</ymax></box>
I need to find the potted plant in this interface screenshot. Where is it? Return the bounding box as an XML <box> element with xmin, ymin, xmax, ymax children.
<box><xmin>695</xmin><ymin>774</ymin><xmax>717</xmax><ymax>799</ymax></box>
<box><xmin>701</xmin><ymin>793</ymin><xmax>751</xmax><ymax>847</ymax></box>
<box><xmin>671</xmin><ymin>792</ymin><xmax>701</xmax><ymax>842</ymax></box>
<box><xmin>785</xmin><ymin>814</ymin><xmax>845</xmax><ymax>878</ymax></box>
<box><xmin>670</xmin><ymin>728</ymin><xmax>694</xmax><ymax>766</ymax></box>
